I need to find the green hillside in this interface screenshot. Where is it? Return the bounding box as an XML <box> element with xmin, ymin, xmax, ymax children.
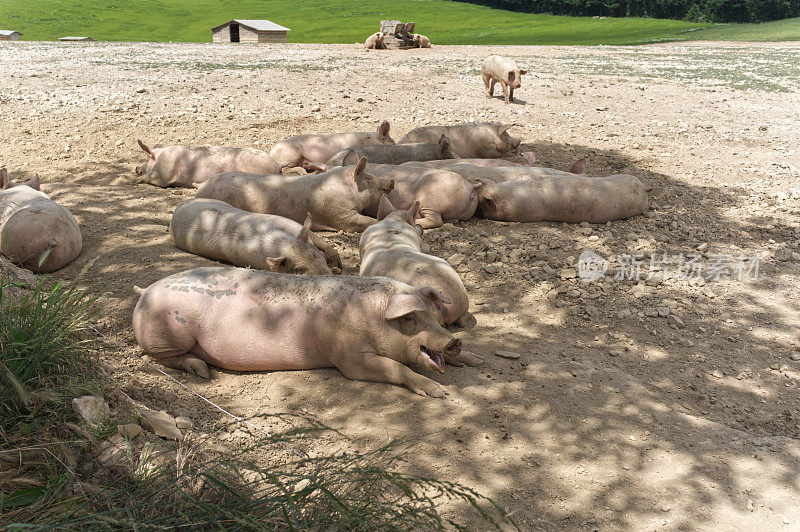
<box><xmin>0</xmin><ymin>0</ymin><xmax>711</xmax><ymax>45</ymax></box>
<box><xmin>685</xmin><ymin>17</ymin><xmax>800</xmax><ymax>41</ymax></box>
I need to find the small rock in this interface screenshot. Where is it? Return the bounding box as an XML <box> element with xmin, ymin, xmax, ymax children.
<box><xmin>140</xmin><ymin>409</ymin><xmax>182</xmax><ymax>440</ymax></box>
<box><xmin>117</xmin><ymin>423</ymin><xmax>143</xmax><ymax>439</ymax></box>
<box><xmin>175</xmin><ymin>416</ymin><xmax>194</xmax><ymax>430</ymax></box>
<box><xmin>667</xmin><ymin>314</ymin><xmax>685</xmax><ymax>328</ymax></box>
<box><xmin>656</xmin><ymin>306</ymin><xmax>670</xmax><ymax>317</ymax></box>
<box><xmin>696</xmin><ymin>243</ymin><xmax>708</xmax><ymax>252</ymax></box>
<box><xmin>447</xmin><ymin>253</ymin><xmax>466</xmax><ymax>267</ymax></box>
<box><xmin>72</xmin><ymin>395</ymin><xmax>110</xmax><ymax>426</ymax></box>
<box><xmin>566</xmin><ymin>289</ymin><xmax>581</xmax><ymax>298</ymax></box>
<box><xmin>560</xmin><ymin>268</ymin><xmax>577</xmax><ymax>279</ymax></box>
<box><xmin>710</xmin><ymin>370</ymin><xmax>724</xmax><ymax>379</ymax></box>
<box><xmin>783</xmin><ymin>517</ymin><xmax>790</xmax><ymax>525</ymax></box>
<box><xmin>644</xmin><ymin>308</ymin><xmax>658</xmax><ymax>318</ymax></box>
<box><xmin>770</xmin><ymin>363</ymin><xmax>781</xmax><ymax>370</ymax></box>
<box><xmin>495</xmin><ymin>350</ymin><xmax>522</xmax><ymax>360</ymax></box>
<box><xmin>97</xmin><ymin>434</ymin><xmax>131</xmax><ymax>466</ymax></box>
<box><xmin>790</xmin><ymin>353</ymin><xmax>800</xmax><ymax>361</ymax></box>
<box><xmin>135</xmin><ymin>87</ymin><xmax>146</xmax><ymax>93</ymax></box>
<box><xmin>736</xmin><ymin>372</ymin><xmax>748</xmax><ymax>380</ymax></box>
<box><xmin>746</xmin><ymin>499</ymin><xmax>754</xmax><ymax>512</ymax></box>
<box><xmin>779</xmin><ymin>364</ymin><xmax>790</xmax><ymax>373</ymax></box>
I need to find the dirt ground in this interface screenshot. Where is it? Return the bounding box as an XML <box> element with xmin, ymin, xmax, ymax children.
<box><xmin>2</xmin><ymin>41</ymin><xmax>800</xmax><ymax>530</ymax></box>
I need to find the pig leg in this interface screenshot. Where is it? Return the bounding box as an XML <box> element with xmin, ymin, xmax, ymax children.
<box><xmin>509</xmin><ymin>87</ymin><xmax>514</xmax><ymax>102</ymax></box>
<box><xmin>341</xmin><ymin>213</ymin><xmax>380</xmax><ymax>233</ymax></box>
<box><xmin>335</xmin><ymin>352</ymin><xmax>449</xmax><ymax>397</ymax></box>
<box><xmin>308</xmin><ymin>232</ymin><xmax>342</xmax><ymax>268</ymax></box>
<box><xmin>502</xmin><ymin>83</ymin><xmax>510</xmax><ymax>104</ymax></box>
<box><xmin>444</xmin><ymin>350</ymin><xmax>484</xmax><ymax>367</ymax></box>
<box><xmin>416</xmin><ymin>208</ymin><xmax>443</xmax><ymax>229</ymax></box>
<box><xmin>483</xmin><ymin>74</ymin><xmax>494</xmax><ymax>97</ymax></box>
<box><xmin>159</xmin><ymin>353</ymin><xmax>211</xmax><ymax>379</ymax></box>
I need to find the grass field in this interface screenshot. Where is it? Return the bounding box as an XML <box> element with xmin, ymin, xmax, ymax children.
<box><xmin>1</xmin><ymin>1</ymin><xmax>797</xmax><ymax>45</ymax></box>
<box><xmin>0</xmin><ymin>0</ymin><xmax>711</xmax><ymax>45</ymax></box>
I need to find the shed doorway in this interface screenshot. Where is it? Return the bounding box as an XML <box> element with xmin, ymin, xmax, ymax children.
<box><xmin>230</xmin><ymin>23</ymin><xmax>240</xmax><ymax>42</ymax></box>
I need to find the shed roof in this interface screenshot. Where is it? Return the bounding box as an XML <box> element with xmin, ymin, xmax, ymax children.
<box><xmin>211</xmin><ymin>19</ymin><xmax>290</xmax><ymax>32</ymax></box>
<box><xmin>0</xmin><ymin>30</ymin><xmax>22</xmax><ymax>36</ymax></box>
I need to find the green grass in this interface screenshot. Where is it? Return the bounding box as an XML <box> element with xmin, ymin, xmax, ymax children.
<box><xmin>685</xmin><ymin>17</ymin><xmax>800</xmax><ymax>41</ymax></box>
<box><xmin>0</xmin><ymin>0</ymin><xmax>714</xmax><ymax>45</ymax></box>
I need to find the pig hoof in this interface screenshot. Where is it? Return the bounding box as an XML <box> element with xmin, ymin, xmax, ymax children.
<box><xmin>185</xmin><ymin>358</ymin><xmax>211</xmax><ymax>378</ymax></box>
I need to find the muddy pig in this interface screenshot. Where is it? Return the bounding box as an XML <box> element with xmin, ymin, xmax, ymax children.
<box><xmin>475</xmin><ymin>173</ymin><xmax>648</xmax><ymax>223</ymax></box>
<box><xmin>134</xmin><ymin>141</ymin><xmax>281</xmax><ymax>188</ymax></box>
<box><xmin>398</xmin><ymin>122</ymin><xmax>520</xmax><ymax>158</ymax></box>
<box><xmin>269</xmin><ymin>121</ymin><xmax>394</xmax><ymax>169</ymax></box>
<box><xmin>360</xmin><ymin>196</ymin><xmax>482</xmax><ymax>336</ymax></box>
<box><xmin>132</xmin><ymin>267</ymin><xmax>461</xmax><ymax>397</ymax></box>
<box><xmin>364</xmin><ymin>32</ymin><xmax>386</xmax><ymax>49</ymax></box>
<box><xmin>412</xmin><ymin>34</ymin><xmax>431</xmax><ymax>48</ymax></box>
<box><xmin>171</xmin><ymin>199</ymin><xmax>339</xmax><ymax>273</ymax></box>
<box><xmin>0</xmin><ymin>169</ymin><xmax>82</xmax><ymax>273</ymax></box>
<box><xmin>325</xmin><ymin>135</ymin><xmax>453</xmax><ymax>166</ymax></box>
<box><xmin>482</xmin><ymin>55</ymin><xmax>527</xmax><ymax>104</ymax></box>
<box><xmin>359</xmin><ymin>162</ymin><xmax>478</xmax><ymax>228</ymax></box>
<box><xmin>195</xmin><ymin>155</ymin><xmax>394</xmax><ymax>233</ymax></box>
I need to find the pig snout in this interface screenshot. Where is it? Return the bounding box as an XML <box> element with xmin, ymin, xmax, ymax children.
<box><xmin>384</xmin><ymin>179</ymin><xmax>395</xmax><ymax>192</ymax></box>
<box><xmin>135</xmin><ymin>165</ymin><xmax>145</xmax><ymax>176</ymax></box>
<box><xmin>418</xmin><ymin>333</ymin><xmax>460</xmax><ymax>373</ymax></box>
<box><xmin>509</xmin><ymin>136</ymin><xmax>521</xmax><ymax>150</ymax></box>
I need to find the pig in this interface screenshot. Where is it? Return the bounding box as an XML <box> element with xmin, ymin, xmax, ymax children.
<box><xmin>195</xmin><ymin>155</ymin><xmax>394</xmax><ymax>233</ymax></box>
<box><xmin>412</xmin><ymin>34</ymin><xmax>431</xmax><ymax>48</ymax></box>
<box><xmin>269</xmin><ymin>121</ymin><xmax>394</xmax><ymax>169</ymax></box>
<box><xmin>433</xmin><ymin>162</ymin><xmax>578</xmax><ymax>184</ymax></box>
<box><xmin>325</xmin><ymin>135</ymin><xmax>453</xmax><ymax>166</ymax></box>
<box><xmin>398</xmin><ymin>123</ymin><xmax>520</xmax><ymax>159</ymax></box>
<box><xmin>0</xmin><ymin>169</ymin><xmax>82</xmax><ymax>273</ymax></box>
<box><xmin>401</xmin><ymin>151</ymin><xmax>537</xmax><ymax>169</ymax></box>
<box><xmin>170</xmin><ymin>199</ymin><xmax>339</xmax><ymax>273</ymax></box>
<box><xmin>358</xmin><ymin>161</ymin><xmax>479</xmax><ymax>229</ymax></box>
<box><xmin>474</xmin><ymin>173</ymin><xmax>648</xmax><ymax>223</ymax></box>
<box><xmin>482</xmin><ymin>55</ymin><xmax>527</xmax><ymax>104</ymax></box>
<box><xmin>360</xmin><ymin>196</ymin><xmax>481</xmax><ymax>334</ymax></box>
<box><xmin>134</xmin><ymin>141</ymin><xmax>282</xmax><ymax>188</ymax></box>
<box><xmin>364</xmin><ymin>32</ymin><xmax>386</xmax><ymax>50</ymax></box>
<box><xmin>132</xmin><ymin>267</ymin><xmax>462</xmax><ymax>397</ymax></box>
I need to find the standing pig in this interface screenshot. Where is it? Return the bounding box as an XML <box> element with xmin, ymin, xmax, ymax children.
<box><xmin>412</xmin><ymin>34</ymin><xmax>431</xmax><ymax>48</ymax></box>
<box><xmin>359</xmin><ymin>162</ymin><xmax>479</xmax><ymax>228</ymax></box>
<box><xmin>475</xmin><ymin>173</ymin><xmax>648</xmax><ymax>223</ymax></box>
<box><xmin>482</xmin><ymin>55</ymin><xmax>527</xmax><ymax>104</ymax></box>
<box><xmin>269</xmin><ymin>121</ymin><xmax>394</xmax><ymax>169</ymax></box>
<box><xmin>195</xmin><ymin>155</ymin><xmax>394</xmax><ymax>233</ymax></box>
<box><xmin>171</xmin><ymin>199</ymin><xmax>339</xmax><ymax>273</ymax></box>
<box><xmin>360</xmin><ymin>196</ymin><xmax>481</xmax><ymax>335</ymax></box>
<box><xmin>398</xmin><ymin>122</ymin><xmax>520</xmax><ymax>158</ymax></box>
<box><xmin>364</xmin><ymin>32</ymin><xmax>386</xmax><ymax>49</ymax></box>
<box><xmin>134</xmin><ymin>141</ymin><xmax>282</xmax><ymax>188</ymax></box>
<box><xmin>0</xmin><ymin>169</ymin><xmax>82</xmax><ymax>273</ymax></box>
<box><xmin>133</xmin><ymin>267</ymin><xmax>461</xmax><ymax>397</ymax></box>
<box><xmin>325</xmin><ymin>135</ymin><xmax>453</xmax><ymax>166</ymax></box>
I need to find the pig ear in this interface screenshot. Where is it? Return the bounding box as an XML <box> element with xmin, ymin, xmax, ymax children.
<box><xmin>519</xmin><ymin>70</ymin><xmax>527</xmax><ymax>76</ymax></box>
<box><xmin>138</xmin><ymin>139</ymin><xmax>156</xmax><ymax>160</ymax></box>
<box><xmin>342</xmin><ymin>149</ymin><xmax>359</xmax><ymax>167</ymax></box>
<box><xmin>377</xmin><ymin>120</ymin><xmax>390</xmax><ymax>140</ymax></box>
<box><xmin>405</xmin><ymin>200</ymin><xmax>421</xmax><ymax>225</ymax></box>
<box><xmin>0</xmin><ymin>168</ymin><xmax>8</xmax><ymax>190</ymax></box>
<box><xmin>418</xmin><ymin>286</ymin><xmax>452</xmax><ymax>309</ymax></box>
<box><xmin>569</xmin><ymin>157</ymin><xmax>587</xmax><ymax>175</ymax></box>
<box><xmin>384</xmin><ymin>293</ymin><xmax>426</xmax><ymax>320</ymax></box>
<box><xmin>497</xmin><ymin>124</ymin><xmax>513</xmax><ymax>135</ymax></box>
<box><xmin>27</xmin><ymin>175</ymin><xmax>41</xmax><ymax>191</ymax></box>
<box><xmin>298</xmin><ymin>213</ymin><xmax>313</xmax><ymax>242</ymax></box>
<box><xmin>473</xmin><ymin>177</ymin><xmax>490</xmax><ymax>189</ymax></box>
<box><xmin>377</xmin><ymin>194</ymin><xmax>396</xmax><ymax>221</ymax></box>
<box><xmin>266</xmin><ymin>256</ymin><xmax>289</xmax><ymax>272</ymax></box>
<box><xmin>436</xmin><ymin>135</ymin><xmax>451</xmax><ymax>158</ymax></box>
<box><xmin>507</xmin><ymin>71</ymin><xmax>515</xmax><ymax>84</ymax></box>
<box><xmin>351</xmin><ymin>156</ymin><xmax>368</xmax><ymax>182</ymax></box>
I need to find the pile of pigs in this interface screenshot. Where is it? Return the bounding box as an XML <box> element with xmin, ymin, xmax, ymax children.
<box><xmin>1</xmin><ymin>59</ymin><xmax>648</xmax><ymax>397</ymax></box>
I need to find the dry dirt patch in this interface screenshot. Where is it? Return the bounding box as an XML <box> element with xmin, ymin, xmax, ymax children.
<box><xmin>2</xmin><ymin>41</ymin><xmax>800</xmax><ymax>530</ymax></box>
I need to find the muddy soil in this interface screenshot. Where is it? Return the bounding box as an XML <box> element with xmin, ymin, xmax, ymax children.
<box><xmin>2</xmin><ymin>41</ymin><xmax>800</xmax><ymax>530</ymax></box>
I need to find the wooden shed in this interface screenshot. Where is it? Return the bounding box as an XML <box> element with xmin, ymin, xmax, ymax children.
<box><xmin>0</xmin><ymin>30</ymin><xmax>22</xmax><ymax>41</ymax></box>
<box><xmin>211</xmin><ymin>20</ymin><xmax>290</xmax><ymax>43</ymax></box>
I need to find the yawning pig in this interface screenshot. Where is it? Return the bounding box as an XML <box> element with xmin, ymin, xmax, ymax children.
<box><xmin>134</xmin><ymin>141</ymin><xmax>281</xmax><ymax>188</ymax></box>
<box><xmin>475</xmin><ymin>173</ymin><xmax>648</xmax><ymax>223</ymax></box>
<box><xmin>269</xmin><ymin>121</ymin><xmax>394</xmax><ymax>168</ymax></box>
<box><xmin>133</xmin><ymin>267</ymin><xmax>460</xmax><ymax>396</ymax></box>
<box><xmin>398</xmin><ymin>122</ymin><xmax>520</xmax><ymax>158</ymax></box>
<box><xmin>360</xmin><ymin>197</ymin><xmax>480</xmax><ymax>335</ymax></box>
<box><xmin>482</xmin><ymin>55</ymin><xmax>527</xmax><ymax>104</ymax></box>
<box><xmin>195</xmin><ymin>156</ymin><xmax>394</xmax><ymax>233</ymax></box>
<box><xmin>325</xmin><ymin>135</ymin><xmax>453</xmax><ymax>166</ymax></box>
<box><xmin>360</xmin><ymin>163</ymin><xmax>479</xmax><ymax>228</ymax></box>
<box><xmin>171</xmin><ymin>199</ymin><xmax>338</xmax><ymax>273</ymax></box>
<box><xmin>0</xmin><ymin>169</ymin><xmax>82</xmax><ymax>273</ymax></box>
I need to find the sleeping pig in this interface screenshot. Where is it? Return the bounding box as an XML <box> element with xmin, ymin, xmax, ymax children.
<box><xmin>132</xmin><ymin>267</ymin><xmax>461</xmax><ymax>397</ymax></box>
<box><xmin>325</xmin><ymin>135</ymin><xmax>453</xmax><ymax>166</ymax></box>
<box><xmin>0</xmin><ymin>168</ymin><xmax>82</xmax><ymax>273</ymax></box>
<box><xmin>269</xmin><ymin>121</ymin><xmax>394</xmax><ymax>168</ymax></box>
<box><xmin>171</xmin><ymin>198</ymin><xmax>339</xmax><ymax>273</ymax></box>
<box><xmin>134</xmin><ymin>141</ymin><xmax>282</xmax><ymax>188</ymax></box>
<box><xmin>398</xmin><ymin>122</ymin><xmax>520</xmax><ymax>158</ymax></box>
